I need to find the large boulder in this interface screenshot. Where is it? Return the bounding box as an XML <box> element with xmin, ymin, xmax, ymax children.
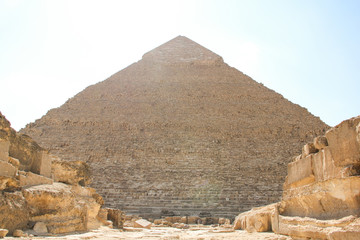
<box><xmin>234</xmin><ymin>203</ymin><xmax>277</xmax><ymax>232</ymax></box>
<box><xmin>0</xmin><ymin>191</ymin><xmax>29</xmax><ymax>235</ymax></box>
<box><xmin>22</xmin><ymin>182</ymin><xmax>102</xmax><ymax>234</ymax></box>
<box><xmin>51</xmin><ymin>158</ymin><xmax>91</xmax><ymax>186</ymax></box>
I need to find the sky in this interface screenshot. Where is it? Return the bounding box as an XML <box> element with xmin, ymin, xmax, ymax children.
<box><xmin>0</xmin><ymin>0</ymin><xmax>359</xmax><ymax>130</ymax></box>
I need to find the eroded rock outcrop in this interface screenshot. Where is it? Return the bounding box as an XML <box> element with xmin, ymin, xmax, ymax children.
<box><xmin>235</xmin><ymin>115</ymin><xmax>360</xmax><ymax>239</ymax></box>
<box><xmin>0</xmin><ymin>112</ymin><xmax>104</xmax><ymax>235</ymax></box>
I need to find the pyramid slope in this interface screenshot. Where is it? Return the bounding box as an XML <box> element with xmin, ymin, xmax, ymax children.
<box><xmin>142</xmin><ymin>35</ymin><xmax>223</xmax><ymax>64</ymax></box>
<box><xmin>22</xmin><ymin>36</ymin><xmax>328</xmax><ymax>218</ymax></box>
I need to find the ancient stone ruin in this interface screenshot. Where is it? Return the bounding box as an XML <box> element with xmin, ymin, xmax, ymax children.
<box><xmin>21</xmin><ymin>36</ymin><xmax>328</xmax><ymax>219</ymax></box>
<box><xmin>234</xmin><ymin>115</ymin><xmax>360</xmax><ymax>239</ymax></box>
<box><xmin>0</xmin><ymin>112</ymin><xmax>118</xmax><ymax>237</ymax></box>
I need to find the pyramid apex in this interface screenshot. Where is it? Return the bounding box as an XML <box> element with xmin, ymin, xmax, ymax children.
<box><xmin>142</xmin><ymin>36</ymin><xmax>223</xmax><ymax>65</ymax></box>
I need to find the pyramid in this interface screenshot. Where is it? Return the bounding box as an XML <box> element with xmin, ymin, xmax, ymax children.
<box><xmin>22</xmin><ymin>36</ymin><xmax>328</xmax><ymax>218</ymax></box>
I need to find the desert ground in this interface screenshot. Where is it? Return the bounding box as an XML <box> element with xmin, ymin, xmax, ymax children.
<box><xmin>5</xmin><ymin>226</ymin><xmax>292</xmax><ymax>240</ymax></box>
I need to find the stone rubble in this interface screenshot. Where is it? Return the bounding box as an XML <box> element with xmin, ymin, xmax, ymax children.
<box><xmin>234</xmin><ymin>115</ymin><xmax>360</xmax><ymax>239</ymax></box>
<box><xmin>0</xmin><ymin>112</ymin><xmax>118</xmax><ymax>236</ymax></box>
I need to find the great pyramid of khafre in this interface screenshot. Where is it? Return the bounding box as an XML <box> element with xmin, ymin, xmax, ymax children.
<box><xmin>22</xmin><ymin>36</ymin><xmax>329</xmax><ymax>218</ymax></box>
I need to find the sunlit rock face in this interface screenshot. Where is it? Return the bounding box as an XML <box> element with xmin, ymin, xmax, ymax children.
<box><xmin>234</xmin><ymin>115</ymin><xmax>360</xmax><ymax>240</ymax></box>
<box><xmin>281</xmin><ymin>115</ymin><xmax>360</xmax><ymax>220</ymax></box>
<box><xmin>0</xmin><ymin>112</ymin><xmax>103</xmax><ymax>235</ymax></box>
<box><xmin>21</xmin><ymin>36</ymin><xmax>328</xmax><ymax>218</ymax></box>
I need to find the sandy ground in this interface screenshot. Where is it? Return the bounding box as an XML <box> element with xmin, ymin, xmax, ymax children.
<box><xmin>5</xmin><ymin>226</ymin><xmax>292</xmax><ymax>240</ymax></box>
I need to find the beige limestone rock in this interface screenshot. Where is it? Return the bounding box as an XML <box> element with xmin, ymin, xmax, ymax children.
<box><xmin>8</xmin><ymin>156</ymin><xmax>20</xmax><ymax>168</ymax></box>
<box><xmin>0</xmin><ymin>191</ymin><xmax>29</xmax><ymax>235</ymax></box>
<box><xmin>0</xmin><ymin>229</ymin><xmax>8</xmax><ymax>238</ymax></box>
<box><xmin>33</xmin><ymin>222</ymin><xmax>48</xmax><ymax>234</ymax></box>
<box><xmin>313</xmin><ymin>136</ymin><xmax>328</xmax><ymax>150</ymax></box>
<box><xmin>105</xmin><ymin>208</ymin><xmax>125</xmax><ymax>229</ymax></box>
<box><xmin>0</xmin><ymin>160</ymin><xmax>16</xmax><ymax>177</ymax></box>
<box><xmin>31</xmin><ymin>151</ymin><xmax>52</xmax><ymax>178</ymax></box>
<box><xmin>234</xmin><ymin>203</ymin><xmax>277</xmax><ymax>232</ymax></box>
<box><xmin>284</xmin><ymin>155</ymin><xmax>315</xmax><ymax>189</ymax></box>
<box><xmin>22</xmin><ymin>183</ymin><xmax>102</xmax><ymax>234</ymax></box>
<box><xmin>302</xmin><ymin>142</ymin><xmax>317</xmax><ymax>157</ymax></box>
<box><xmin>325</xmin><ymin>116</ymin><xmax>360</xmax><ymax>167</ymax></box>
<box><xmin>52</xmin><ymin>159</ymin><xmax>90</xmax><ymax>186</ymax></box>
<box><xmin>0</xmin><ymin>176</ymin><xmax>19</xmax><ymax>191</ymax></box>
<box><xmin>281</xmin><ymin>116</ymin><xmax>360</xmax><ymax>220</ymax></box>
<box><xmin>0</xmin><ymin>140</ymin><xmax>10</xmax><ymax>162</ymax></box>
<box><xmin>273</xmin><ymin>214</ymin><xmax>360</xmax><ymax>240</ymax></box>
<box><xmin>12</xmin><ymin>229</ymin><xmax>26</xmax><ymax>237</ymax></box>
<box><xmin>134</xmin><ymin>219</ymin><xmax>152</xmax><ymax>229</ymax></box>
<box><xmin>19</xmin><ymin>171</ymin><xmax>53</xmax><ymax>187</ymax></box>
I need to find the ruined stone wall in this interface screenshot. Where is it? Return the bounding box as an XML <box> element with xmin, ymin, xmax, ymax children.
<box><xmin>281</xmin><ymin>115</ymin><xmax>360</xmax><ymax>219</ymax></box>
<box><xmin>21</xmin><ymin>36</ymin><xmax>329</xmax><ymax>218</ymax></box>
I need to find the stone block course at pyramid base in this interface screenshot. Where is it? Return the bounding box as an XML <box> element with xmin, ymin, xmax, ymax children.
<box><xmin>21</xmin><ymin>36</ymin><xmax>329</xmax><ymax>218</ymax></box>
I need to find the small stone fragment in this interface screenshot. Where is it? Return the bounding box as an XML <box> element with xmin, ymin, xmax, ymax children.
<box><xmin>0</xmin><ymin>229</ymin><xmax>8</xmax><ymax>238</ymax></box>
<box><xmin>134</xmin><ymin>219</ymin><xmax>152</xmax><ymax>229</ymax></box>
<box><xmin>33</xmin><ymin>222</ymin><xmax>48</xmax><ymax>234</ymax></box>
<box><xmin>13</xmin><ymin>229</ymin><xmax>25</xmax><ymax>237</ymax></box>
<box><xmin>313</xmin><ymin>136</ymin><xmax>328</xmax><ymax>150</ymax></box>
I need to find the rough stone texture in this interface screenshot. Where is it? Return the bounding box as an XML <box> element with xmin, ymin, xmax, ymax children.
<box><xmin>235</xmin><ymin>116</ymin><xmax>360</xmax><ymax>239</ymax></box>
<box><xmin>33</xmin><ymin>222</ymin><xmax>48</xmax><ymax>234</ymax></box>
<box><xmin>12</xmin><ymin>229</ymin><xmax>26</xmax><ymax>237</ymax></box>
<box><xmin>106</xmin><ymin>208</ymin><xmax>125</xmax><ymax>229</ymax></box>
<box><xmin>51</xmin><ymin>158</ymin><xmax>91</xmax><ymax>186</ymax></box>
<box><xmin>274</xmin><ymin>214</ymin><xmax>360</xmax><ymax>240</ymax></box>
<box><xmin>0</xmin><ymin>112</ymin><xmax>105</xmax><ymax>235</ymax></box>
<box><xmin>0</xmin><ymin>160</ymin><xmax>17</xmax><ymax>177</ymax></box>
<box><xmin>0</xmin><ymin>229</ymin><xmax>8</xmax><ymax>238</ymax></box>
<box><xmin>281</xmin><ymin>116</ymin><xmax>360</xmax><ymax>220</ymax></box>
<box><xmin>19</xmin><ymin>171</ymin><xmax>53</xmax><ymax>187</ymax></box>
<box><xmin>234</xmin><ymin>203</ymin><xmax>276</xmax><ymax>232</ymax></box>
<box><xmin>134</xmin><ymin>219</ymin><xmax>152</xmax><ymax>229</ymax></box>
<box><xmin>21</xmin><ymin>36</ymin><xmax>329</xmax><ymax>218</ymax></box>
<box><xmin>0</xmin><ymin>139</ymin><xmax>10</xmax><ymax>162</ymax></box>
<box><xmin>31</xmin><ymin>151</ymin><xmax>52</xmax><ymax>178</ymax></box>
<box><xmin>0</xmin><ymin>191</ymin><xmax>29</xmax><ymax>235</ymax></box>
<box><xmin>22</xmin><ymin>183</ymin><xmax>102</xmax><ymax>234</ymax></box>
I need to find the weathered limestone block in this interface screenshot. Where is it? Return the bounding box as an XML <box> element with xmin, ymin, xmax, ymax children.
<box><xmin>31</xmin><ymin>151</ymin><xmax>52</xmax><ymax>178</ymax></box>
<box><xmin>234</xmin><ymin>203</ymin><xmax>277</xmax><ymax>232</ymax></box>
<box><xmin>106</xmin><ymin>208</ymin><xmax>125</xmax><ymax>229</ymax></box>
<box><xmin>284</xmin><ymin>155</ymin><xmax>315</xmax><ymax>189</ymax></box>
<box><xmin>0</xmin><ymin>160</ymin><xmax>17</xmax><ymax>177</ymax></box>
<box><xmin>0</xmin><ymin>139</ymin><xmax>10</xmax><ymax>162</ymax></box>
<box><xmin>273</xmin><ymin>214</ymin><xmax>360</xmax><ymax>240</ymax></box>
<box><xmin>312</xmin><ymin>148</ymin><xmax>342</xmax><ymax>182</ymax></box>
<box><xmin>8</xmin><ymin>157</ymin><xmax>20</xmax><ymax>168</ymax></box>
<box><xmin>19</xmin><ymin>171</ymin><xmax>53</xmax><ymax>187</ymax></box>
<box><xmin>281</xmin><ymin>177</ymin><xmax>360</xmax><ymax>219</ymax></box>
<box><xmin>0</xmin><ymin>191</ymin><xmax>29</xmax><ymax>235</ymax></box>
<box><xmin>52</xmin><ymin>159</ymin><xmax>91</xmax><ymax>186</ymax></box>
<box><xmin>302</xmin><ymin>142</ymin><xmax>317</xmax><ymax>157</ymax></box>
<box><xmin>134</xmin><ymin>219</ymin><xmax>152</xmax><ymax>229</ymax></box>
<box><xmin>313</xmin><ymin>136</ymin><xmax>328</xmax><ymax>150</ymax></box>
<box><xmin>325</xmin><ymin>116</ymin><xmax>360</xmax><ymax>167</ymax></box>
<box><xmin>22</xmin><ymin>183</ymin><xmax>102</xmax><ymax>234</ymax></box>
<box><xmin>0</xmin><ymin>176</ymin><xmax>19</xmax><ymax>191</ymax></box>
<box><xmin>8</xmin><ymin>133</ymin><xmax>43</xmax><ymax>172</ymax></box>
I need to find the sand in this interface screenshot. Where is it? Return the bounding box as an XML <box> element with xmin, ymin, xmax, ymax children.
<box><xmin>6</xmin><ymin>226</ymin><xmax>292</xmax><ymax>240</ymax></box>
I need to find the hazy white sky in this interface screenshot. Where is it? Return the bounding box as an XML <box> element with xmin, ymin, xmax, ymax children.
<box><xmin>1</xmin><ymin>0</ymin><xmax>359</xmax><ymax>130</ymax></box>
